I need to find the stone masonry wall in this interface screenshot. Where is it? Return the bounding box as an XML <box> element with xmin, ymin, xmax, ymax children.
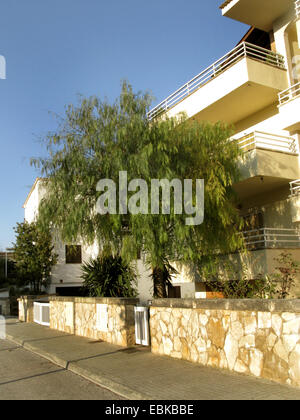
<box><xmin>50</xmin><ymin>297</ymin><xmax>138</xmax><ymax>347</ymax></box>
<box><xmin>18</xmin><ymin>296</ymin><xmax>47</xmax><ymax>323</ymax></box>
<box><xmin>150</xmin><ymin>299</ymin><xmax>300</xmax><ymax>388</ymax></box>
<box><xmin>50</xmin><ymin>299</ymin><xmax>75</xmax><ymax>334</ymax></box>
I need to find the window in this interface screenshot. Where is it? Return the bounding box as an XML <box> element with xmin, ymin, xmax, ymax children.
<box><xmin>65</xmin><ymin>245</ymin><xmax>82</xmax><ymax>264</ymax></box>
<box><xmin>168</xmin><ymin>285</ymin><xmax>181</xmax><ymax>298</ymax></box>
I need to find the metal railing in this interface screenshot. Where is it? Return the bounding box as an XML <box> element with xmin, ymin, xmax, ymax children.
<box><xmin>296</xmin><ymin>0</ymin><xmax>300</xmax><ymax>18</ymax></box>
<box><xmin>279</xmin><ymin>81</ymin><xmax>300</xmax><ymax>105</ymax></box>
<box><xmin>235</xmin><ymin>131</ymin><xmax>298</xmax><ymax>155</ymax></box>
<box><xmin>243</xmin><ymin>228</ymin><xmax>300</xmax><ymax>249</ymax></box>
<box><xmin>290</xmin><ymin>179</ymin><xmax>300</xmax><ymax>196</ymax></box>
<box><xmin>148</xmin><ymin>42</ymin><xmax>285</xmax><ymax>120</ymax></box>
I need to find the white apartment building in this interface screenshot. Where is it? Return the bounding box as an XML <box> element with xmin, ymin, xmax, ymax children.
<box><xmin>24</xmin><ymin>0</ymin><xmax>300</xmax><ymax>299</ymax></box>
<box><xmin>149</xmin><ymin>0</ymin><xmax>300</xmax><ymax>297</ymax></box>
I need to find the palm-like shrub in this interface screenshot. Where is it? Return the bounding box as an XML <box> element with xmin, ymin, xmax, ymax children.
<box><xmin>81</xmin><ymin>255</ymin><xmax>138</xmax><ymax>298</ymax></box>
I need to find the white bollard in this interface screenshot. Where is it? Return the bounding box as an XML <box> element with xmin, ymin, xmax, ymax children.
<box><xmin>0</xmin><ymin>316</ymin><xmax>6</xmax><ymax>339</ymax></box>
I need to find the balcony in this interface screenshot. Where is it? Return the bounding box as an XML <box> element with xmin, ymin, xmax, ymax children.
<box><xmin>278</xmin><ymin>82</ymin><xmax>300</xmax><ymax>131</ymax></box>
<box><xmin>243</xmin><ymin>228</ymin><xmax>300</xmax><ymax>250</ymax></box>
<box><xmin>290</xmin><ymin>179</ymin><xmax>300</xmax><ymax>223</ymax></box>
<box><xmin>148</xmin><ymin>42</ymin><xmax>287</xmax><ymax>125</ymax></box>
<box><xmin>236</xmin><ymin>131</ymin><xmax>298</xmax><ymax>155</ymax></box>
<box><xmin>232</xmin><ymin>131</ymin><xmax>300</xmax><ymax>198</ymax></box>
<box><xmin>290</xmin><ymin>179</ymin><xmax>300</xmax><ymax>196</ymax></box>
<box><xmin>296</xmin><ymin>0</ymin><xmax>300</xmax><ymax>18</ymax></box>
<box><xmin>220</xmin><ymin>0</ymin><xmax>294</xmax><ymax>32</ymax></box>
<box><xmin>226</xmin><ymin>233</ymin><xmax>300</xmax><ymax>281</ymax></box>
<box><xmin>279</xmin><ymin>82</ymin><xmax>300</xmax><ymax>105</ymax></box>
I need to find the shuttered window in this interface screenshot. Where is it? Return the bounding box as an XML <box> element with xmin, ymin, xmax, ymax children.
<box><xmin>65</xmin><ymin>245</ymin><xmax>82</xmax><ymax>264</ymax></box>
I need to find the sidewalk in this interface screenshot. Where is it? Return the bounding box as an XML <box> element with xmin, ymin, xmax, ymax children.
<box><xmin>3</xmin><ymin>318</ymin><xmax>300</xmax><ymax>400</ymax></box>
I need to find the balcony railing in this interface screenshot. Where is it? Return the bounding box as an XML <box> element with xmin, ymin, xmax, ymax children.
<box><xmin>290</xmin><ymin>179</ymin><xmax>300</xmax><ymax>196</ymax></box>
<box><xmin>278</xmin><ymin>81</ymin><xmax>300</xmax><ymax>105</ymax></box>
<box><xmin>243</xmin><ymin>228</ymin><xmax>300</xmax><ymax>249</ymax></box>
<box><xmin>235</xmin><ymin>131</ymin><xmax>298</xmax><ymax>155</ymax></box>
<box><xmin>296</xmin><ymin>0</ymin><xmax>300</xmax><ymax>18</ymax></box>
<box><xmin>148</xmin><ymin>42</ymin><xmax>285</xmax><ymax>120</ymax></box>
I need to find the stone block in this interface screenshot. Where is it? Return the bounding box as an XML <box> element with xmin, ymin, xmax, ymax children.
<box><xmin>162</xmin><ymin>337</ymin><xmax>173</xmax><ymax>355</ymax></box>
<box><xmin>271</xmin><ymin>314</ymin><xmax>282</xmax><ymax>336</ymax></box>
<box><xmin>289</xmin><ymin>344</ymin><xmax>300</xmax><ymax>386</ymax></box>
<box><xmin>258</xmin><ymin>312</ymin><xmax>271</xmax><ymax>329</ymax></box>
<box><xmin>274</xmin><ymin>339</ymin><xmax>289</xmax><ymax>363</ymax></box>
<box><xmin>231</xmin><ymin>321</ymin><xmax>244</xmax><ymax>341</ymax></box>
<box><xmin>199</xmin><ymin>313</ymin><xmax>208</xmax><ymax>326</ymax></box>
<box><xmin>159</xmin><ymin>320</ymin><xmax>168</xmax><ymax>335</ymax></box>
<box><xmin>282</xmin><ymin>334</ymin><xmax>299</xmax><ymax>353</ymax></box>
<box><xmin>249</xmin><ymin>349</ymin><xmax>263</xmax><ymax>377</ymax></box>
<box><xmin>239</xmin><ymin>334</ymin><xmax>255</xmax><ymax>349</ymax></box>
<box><xmin>243</xmin><ymin>315</ymin><xmax>257</xmax><ymax>335</ymax></box>
<box><xmin>282</xmin><ymin>313</ymin><xmax>296</xmax><ymax>321</ymax></box>
<box><xmin>234</xmin><ymin>359</ymin><xmax>248</xmax><ymax>374</ymax></box>
<box><xmin>262</xmin><ymin>351</ymin><xmax>289</xmax><ymax>384</ymax></box>
<box><xmin>207</xmin><ymin>318</ymin><xmax>226</xmax><ymax>348</ymax></box>
<box><xmin>283</xmin><ymin>317</ymin><xmax>300</xmax><ymax>335</ymax></box>
<box><xmin>224</xmin><ymin>333</ymin><xmax>239</xmax><ymax>371</ymax></box>
<box><xmin>266</xmin><ymin>332</ymin><xmax>277</xmax><ymax>350</ymax></box>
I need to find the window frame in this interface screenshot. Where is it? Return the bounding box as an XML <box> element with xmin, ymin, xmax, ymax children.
<box><xmin>65</xmin><ymin>245</ymin><xmax>82</xmax><ymax>264</ymax></box>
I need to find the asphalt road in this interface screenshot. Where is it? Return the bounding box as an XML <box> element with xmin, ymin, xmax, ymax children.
<box><xmin>0</xmin><ymin>338</ymin><xmax>125</xmax><ymax>400</ymax></box>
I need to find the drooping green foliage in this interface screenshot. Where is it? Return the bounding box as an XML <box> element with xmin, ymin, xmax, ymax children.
<box><xmin>32</xmin><ymin>81</ymin><xmax>244</xmax><ymax>297</ymax></box>
<box><xmin>81</xmin><ymin>255</ymin><xmax>137</xmax><ymax>298</ymax></box>
<box><xmin>13</xmin><ymin>221</ymin><xmax>58</xmax><ymax>294</ymax></box>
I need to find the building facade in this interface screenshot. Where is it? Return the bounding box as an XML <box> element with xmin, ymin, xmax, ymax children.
<box><xmin>149</xmin><ymin>0</ymin><xmax>300</xmax><ymax>297</ymax></box>
<box><xmin>24</xmin><ymin>0</ymin><xmax>300</xmax><ymax>299</ymax></box>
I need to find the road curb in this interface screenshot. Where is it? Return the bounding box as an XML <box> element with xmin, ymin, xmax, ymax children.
<box><xmin>67</xmin><ymin>362</ymin><xmax>151</xmax><ymax>400</ymax></box>
<box><xmin>5</xmin><ymin>333</ymin><xmax>149</xmax><ymax>400</ymax></box>
<box><xmin>5</xmin><ymin>333</ymin><xmax>67</xmax><ymax>368</ymax></box>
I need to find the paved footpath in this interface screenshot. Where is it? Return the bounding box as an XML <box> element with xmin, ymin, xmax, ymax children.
<box><xmin>0</xmin><ymin>338</ymin><xmax>124</xmax><ymax>400</ymax></box>
<box><xmin>2</xmin><ymin>318</ymin><xmax>300</xmax><ymax>400</ymax></box>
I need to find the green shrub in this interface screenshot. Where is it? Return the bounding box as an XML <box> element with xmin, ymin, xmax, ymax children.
<box><xmin>81</xmin><ymin>255</ymin><xmax>138</xmax><ymax>298</ymax></box>
<box><xmin>270</xmin><ymin>252</ymin><xmax>300</xmax><ymax>299</ymax></box>
<box><xmin>203</xmin><ymin>252</ymin><xmax>300</xmax><ymax>299</ymax></box>
<box><xmin>205</xmin><ymin>268</ymin><xmax>277</xmax><ymax>299</ymax></box>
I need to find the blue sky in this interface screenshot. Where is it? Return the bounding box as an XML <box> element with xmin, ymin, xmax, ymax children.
<box><xmin>0</xmin><ymin>0</ymin><xmax>248</xmax><ymax>250</ymax></box>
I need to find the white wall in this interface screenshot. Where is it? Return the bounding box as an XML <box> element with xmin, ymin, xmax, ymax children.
<box><xmin>49</xmin><ymin>238</ymin><xmax>99</xmax><ymax>293</ymax></box>
<box><xmin>24</xmin><ymin>179</ymin><xmax>47</xmax><ymax>224</ymax></box>
<box><xmin>135</xmin><ymin>259</ymin><xmax>153</xmax><ymax>304</ymax></box>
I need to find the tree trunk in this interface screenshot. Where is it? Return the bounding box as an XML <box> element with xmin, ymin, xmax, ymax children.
<box><xmin>153</xmin><ymin>266</ymin><xmax>168</xmax><ymax>298</ymax></box>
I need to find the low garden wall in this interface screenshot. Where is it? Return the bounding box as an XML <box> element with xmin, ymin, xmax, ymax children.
<box><xmin>150</xmin><ymin>299</ymin><xmax>300</xmax><ymax>388</ymax></box>
<box><xmin>49</xmin><ymin>296</ymin><xmax>138</xmax><ymax>347</ymax></box>
<box><xmin>18</xmin><ymin>295</ymin><xmax>47</xmax><ymax>322</ymax></box>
